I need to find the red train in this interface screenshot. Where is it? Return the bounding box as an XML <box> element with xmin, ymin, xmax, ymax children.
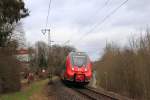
<box><xmin>61</xmin><ymin>52</ymin><xmax>92</xmax><ymax>85</ymax></box>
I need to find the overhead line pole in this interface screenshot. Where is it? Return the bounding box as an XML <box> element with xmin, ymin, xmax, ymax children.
<box><xmin>42</xmin><ymin>0</ymin><xmax>53</xmax><ymax>83</ymax></box>
<box><xmin>41</xmin><ymin>28</ymin><xmax>53</xmax><ymax>83</ymax></box>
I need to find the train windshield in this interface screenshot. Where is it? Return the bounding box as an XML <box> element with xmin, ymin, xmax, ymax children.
<box><xmin>72</xmin><ymin>55</ymin><xmax>87</xmax><ymax>67</ymax></box>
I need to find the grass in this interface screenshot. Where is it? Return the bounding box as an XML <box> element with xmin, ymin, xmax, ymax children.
<box><xmin>0</xmin><ymin>79</ymin><xmax>48</xmax><ymax>100</ymax></box>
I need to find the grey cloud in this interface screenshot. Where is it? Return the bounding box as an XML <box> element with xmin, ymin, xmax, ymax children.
<box><xmin>127</xmin><ymin>0</ymin><xmax>150</xmax><ymax>12</ymax></box>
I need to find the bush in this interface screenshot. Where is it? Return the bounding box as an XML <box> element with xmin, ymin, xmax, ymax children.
<box><xmin>0</xmin><ymin>48</ymin><xmax>21</xmax><ymax>93</ymax></box>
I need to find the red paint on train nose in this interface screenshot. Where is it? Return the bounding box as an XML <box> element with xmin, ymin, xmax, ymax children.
<box><xmin>73</xmin><ymin>66</ymin><xmax>86</xmax><ymax>72</ymax></box>
<box><xmin>75</xmin><ymin>74</ymin><xmax>85</xmax><ymax>82</ymax></box>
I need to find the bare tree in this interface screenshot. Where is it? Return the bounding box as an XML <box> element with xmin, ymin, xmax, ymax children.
<box><xmin>94</xmin><ymin>30</ymin><xmax>150</xmax><ymax>100</ymax></box>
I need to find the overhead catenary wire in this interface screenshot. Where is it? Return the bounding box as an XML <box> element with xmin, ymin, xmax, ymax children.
<box><xmin>68</xmin><ymin>0</ymin><xmax>111</xmax><ymax>44</ymax></box>
<box><xmin>88</xmin><ymin>0</ymin><xmax>111</xmax><ymax>24</ymax></box>
<box><xmin>45</xmin><ymin>0</ymin><xmax>52</xmax><ymax>28</ymax></box>
<box><xmin>75</xmin><ymin>0</ymin><xmax>129</xmax><ymax>44</ymax></box>
<box><xmin>105</xmin><ymin>0</ymin><xmax>110</xmax><ymax>5</ymax></box>
<box><xmin>41</xmin><ymin>0</ymin><xmax>53</xmax><ymax>44</ymax></box>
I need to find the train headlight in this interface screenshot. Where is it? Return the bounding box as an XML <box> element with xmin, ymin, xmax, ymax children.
<box><xmin>85</xmin><ymin>68</ymin><xmax>87</xmax><ymax>71</ymax></box>
<box><xmin>72</xmin><ymin>68</ymin><xmax>74</xmax><ymax>71</ymax></box>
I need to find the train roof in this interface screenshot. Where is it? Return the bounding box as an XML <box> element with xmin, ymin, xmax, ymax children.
<box><xmin>69</xmin><ymin>52</ymin><xmax>88</xmax><ymax>56</ymax></box>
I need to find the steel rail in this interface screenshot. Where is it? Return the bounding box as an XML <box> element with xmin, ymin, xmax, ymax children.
<box><xmin>74</xmin><ymin>87</ymin><xmax>118</xmax><ymax>100</ymax></box>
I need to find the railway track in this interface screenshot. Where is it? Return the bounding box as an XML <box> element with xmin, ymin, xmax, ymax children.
<box><xmin>73</xmin><ymin>87</ymin><xmax>130</xmax><ymax>100</ymax></box>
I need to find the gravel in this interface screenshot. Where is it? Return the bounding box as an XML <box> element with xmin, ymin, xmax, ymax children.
<box><xmin>47</xmin><ymin>79</ymin><xmax>90</xmax><ymax>100</ymax></box>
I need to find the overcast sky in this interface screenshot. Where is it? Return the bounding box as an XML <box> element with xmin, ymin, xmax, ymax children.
<box><xmin>23</xmin><ymin>0</ymin><xmax>150</xmax><ymax>61</ymax></box>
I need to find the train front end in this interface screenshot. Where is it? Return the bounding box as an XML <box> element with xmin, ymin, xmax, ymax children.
<box><xmin>64</xmin><ymin>52</ymin><xmax>92</xmax><ymax>84</ymax></box>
